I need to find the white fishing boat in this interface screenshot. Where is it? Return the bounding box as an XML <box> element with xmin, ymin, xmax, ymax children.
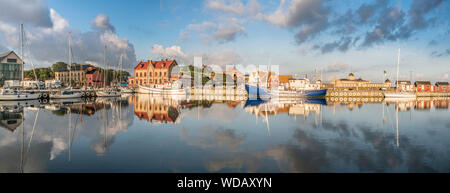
<box><xmin>50</xmin><ymin>90</ymin><xmax>82</xmax><ymax>99</ymax></box>
<box><xmin>0</xmin><ymin>89</ymin><xmax>40</xmax><ymax>101</ymax></box>
<box><xmin>96</xmin><ymin>89</ymin><xmax>120</xmax><ymax>97</ymax></box>
<box><xmin>0</xmin><ymin>24</ymin><xmax>40</xmax><ymax>101</ymax></box>
<box><xmin>137</xmin><ymin>85</ymin><xmax>185</xmax><ymax>95</ymax></box>
<box><xmin>120</xmin><ymin>87</ymin><xmax>135</xmax><ymax>93</ymax></box>
<box><xmin>384</xmin><ymin>48</ymin><xmax>416</xmax><ymax>99</ymax></box>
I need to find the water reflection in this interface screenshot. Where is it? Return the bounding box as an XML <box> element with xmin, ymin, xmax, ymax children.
<box><xmin>0</xmin><ymin>95</ymin><xmax>449</xmax><ymax>172</ymax></box>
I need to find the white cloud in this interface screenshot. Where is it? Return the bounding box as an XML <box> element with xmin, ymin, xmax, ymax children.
<box><xmin>206</xmin><ymin>0</ymin><xmax>246</xmax><ymax>15</ymax></box>
<box><xmin>49</xmin><ymin>8</ymin><xmax>69</xmax><ymax>32</ymax></box>
<box><xmin>214</xmin><ymin>19</ymin><xmax>247</xmax><ymax>43</ymax></box>
<box><xmin>185</xmin><ymin>19</ymin><xmax>246</xmax><ymax>44</ymax></box>
<box><xmin>0</xmin><ymin>21</ymin><xmax>18</xmax><ymax>46</ymax></box>
<box><xmin>0</xmin><ymin>0</ymin><xmax>53</xmax><ymax>27</ymax></box>
<box><xmin>149</xmin><ymin>44</ymin><xmax>242</xmax><ymax>67</ymax></box>
<box><xmin>0</xmin><ymin>3</ymin><xmax>137</xmax><ymax>71</ymax></box>
<box><xmin>205</xmin><ymin>0</ymin><xmax>262</xmax><ymax>18</ymax></box>
<box><xmin>90</xmin><ymin>14</ymin><xmax>116</xmax><ymax>32</ymax></box>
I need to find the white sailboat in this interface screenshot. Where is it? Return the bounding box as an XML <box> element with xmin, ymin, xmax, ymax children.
<box><xmin>96</xmin><ymin>45</ymin><xmax>120</xmax><ymax>97</ymax></box>
<box><xmin>50</xmin><ymin>32</ymin><xmax>82</xmax><ymax>99</ymax></box>
<box><xmin>384</xmin><ymin>48</ymin><xmax>416</xmax><ymax>98</ymax></box>
<box><xmin>117</xmin><ymin>53</ymin><xmax>134</xmax><ymax>94</ymax></box>
<box><xmin>0</xmin><ymin>24</ymin><xmax>40</xmax><ymax>101</ymax></box>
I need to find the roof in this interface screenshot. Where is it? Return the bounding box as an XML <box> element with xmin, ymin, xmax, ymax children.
<box><xmin>396</xmin><ymin>80</ymin><xmax>411</xmax><ymax>84</ymax></box>
<box><xmin>279</xmin><ymin>75</ymin><xmax>293</xmax><ymax>83</ymax></box>
<box><xmin>55</xmin><ymin>64</ymin><xmax>94</xmax><ymax>72</ymax></box>
<box><xmin>134</xmin><ymin>59</ymin><xmax>177</xmax><ymax>70</ymax></box>
<box><xmin>86</xmin><ymin>68</ymin><xmax>98</xmax><ymax>74</ymax></box>
<box><xmin>0</xmin><ymin>51</ymin><xmax>20</xmax><ymax>63</ymax></box>
<box><xmin>415</xmin><ymin>81</ymin><xmax>431</xmax><ymax>85</ymax></box>
<box><xmin>0</xmin><ymin>51</ymin><xmax>13</xmax><ymax>60</ymax></box>
<box><xmin>436</xmin><ymin>82</ymin><xmax>449</xmax><ymax>85</ymax></box>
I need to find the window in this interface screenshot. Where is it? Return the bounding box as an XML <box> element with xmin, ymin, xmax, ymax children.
<box><xmin>7</xmin><ymin>59</ymin><xmax>17</xmax><ymax>63</ymax></box>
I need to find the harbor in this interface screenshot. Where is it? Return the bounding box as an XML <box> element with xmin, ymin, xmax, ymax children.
<box><xmin>1</xmin><ymin>94</ymin><xmax>450</xmax><ymax>172</ymax></box>
<box><xmin>1</xmin><ymin>0</ymin><xmax>450</xmax><ymax>180</ymax></box>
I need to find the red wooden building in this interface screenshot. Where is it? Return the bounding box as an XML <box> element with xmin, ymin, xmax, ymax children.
<box><xmin>414</xmin><ymin>81</ymin><xmax>433</xmax><ymax>91</ymax></box>
<box><xmin>435</xmin><ymin>82</ymin><xmax>449</xmax><ymax>92</ymax></box>
<box><xmin>85</xmin><ymin>67</ymin><xmax>102</xmax><ymax>88</ymax></box>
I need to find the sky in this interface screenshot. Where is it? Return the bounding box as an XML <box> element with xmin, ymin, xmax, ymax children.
<box><xmin>0</xmin><ymin>0</ymin><xmax>449</xmax><ymax>82</ymax></box>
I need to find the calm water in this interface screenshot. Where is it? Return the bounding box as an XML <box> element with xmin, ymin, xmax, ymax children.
<box><xmin>1</xmin><ymin>95</ymin><xmax>450</xmax><ymax>173</ymax></box>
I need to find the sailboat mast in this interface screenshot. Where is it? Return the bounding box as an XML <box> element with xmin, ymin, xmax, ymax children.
<box><xmin>396</xmin><ymin>48</ymin><xmax>400</xmax><ymax>92</ymax></box>
<box><xmin>68</xmin><ymin>32</ymin><xmax>72</xmax><ymax>88</ymax></box>
<box><xmin>20</xmin><ymin>24</ymin><xmax>24</xmax><ymax>87</ymax></box>
<box><xmin>119</xmin><ymin>54</ymin><xmax>123</xmax><ymax>85</ymax></box>
<box><xmin>103</xmin><ymin>45</ymin><xmax>107</xmax><ymax>88</ymax></box>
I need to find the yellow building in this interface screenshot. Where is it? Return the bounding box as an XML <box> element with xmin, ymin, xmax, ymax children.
<box><xmin>55</xmin><ymin>64</ymin><xmax>93</xmax><ymax>87</ymax></box>
<box><xmin>329</xmin><ymin>73</ymin><xmax>390</xmax><ymax>90</ymax></box>
<box><xmin>132</xmin><ymin>95</ymin><xmax>179</xmax><ymax>123</ymax></box>
<box><xmin>129</xmin><ymin>59</ymin><xmax>178</xmax><ymax>87</ymax></box>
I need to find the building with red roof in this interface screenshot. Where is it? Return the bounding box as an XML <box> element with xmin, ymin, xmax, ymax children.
<box><xmin>129</xmin><ymin>59</ymin><xmax>178</xmax><ymax>87</ymax></box>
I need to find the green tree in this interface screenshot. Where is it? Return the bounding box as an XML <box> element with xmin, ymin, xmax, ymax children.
<box><xmin>52</xmin><ymin>62</ymin><xmax>68</xmax><ymax>72</ymax></box>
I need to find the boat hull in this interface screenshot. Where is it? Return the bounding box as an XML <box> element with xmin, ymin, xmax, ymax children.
<box><xmin>0</xmin><ymin>93</ymin><xmax>40</xmax><ymax>101</ymax></box>
<box><xmin>96</xmin><ymin>90</ymin><xmax>120</xmax><ymax>97</ymax></box>
<box><xmin>137</xmin><ymin>85</ymin><xmax>185</xmax><ymax>95</ymax></box>
<box><xmin>49</xmin><ymin>92</ymin><xmax>82</xmax><ymax>99</ymax></box>
<box><xmin>302</xmin><ymin>89</ymin><xmax>328</xmax><ymax>97</ymax></box>
<box><xmin>384</xmin><ymin>92</ymin><xmax>416</xmax><ymax>98</ymax></box>
<box><xmin>272</xmin><ymin>89</ymin><xmax>328</xmax><ymax>98</ymax></box>
<box><xmin>245</xmin><ymin>84</ymin><xmax>271</xmax><ymax>100</ymax></box>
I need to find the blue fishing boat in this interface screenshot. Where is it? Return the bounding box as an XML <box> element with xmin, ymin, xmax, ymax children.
<box><xmin>245</xmin><ymin>84</ymin><xmax>272</xmax><ymax>100</ymax></box>
<box><xmin>302</xmin><ymin>89</ymin><xmax>328</xmax><ymax>97</ymax></box>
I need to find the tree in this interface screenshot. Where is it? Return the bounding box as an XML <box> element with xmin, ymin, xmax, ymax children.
<box><xmin>52</xmin><ymin>62</ymin><xmax>68</xmax><ymax>72</ymax></box>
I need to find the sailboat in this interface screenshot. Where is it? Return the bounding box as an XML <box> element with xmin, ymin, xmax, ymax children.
<box><xmin>117</xmin><ymin>53</ymin><xmax>134</xmax><ymax>94</ymax></box>
<box><xmin>384</xmin><ymin>48</ymin><xmax>416</xmax><ymax>98</ymax></box>
<box><xmin>50</xmin><ymin>32</ymin><xmax>82</xmax><ymax>99</ymax></box>
<box><xmin>96</xmin><ymin>45</ymin><xmax>120</xmax><ymax>97</ymax></box>
<box><xmin>0</xmin><ymin>24</ymin><xmax>40</xmax><ymax>101</ymax></box>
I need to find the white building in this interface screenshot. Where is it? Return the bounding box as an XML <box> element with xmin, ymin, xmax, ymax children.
<box><xmin>45</xmin><ymin>79</ymin><xmax>61</xmax><ymax>89</ymax></box>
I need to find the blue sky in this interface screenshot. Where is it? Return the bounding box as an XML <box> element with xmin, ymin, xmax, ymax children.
<box><xmin>0</xmin><ymin>0</ymin><xmax>449</xmax><ymax>82</ymax></box>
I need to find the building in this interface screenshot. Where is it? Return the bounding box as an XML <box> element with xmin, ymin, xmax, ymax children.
<box><xmin>396</xmin><ymin>80</ymin><xmax>414</xmax><ymax>92</ymax></box>
<box><xmin>129</xmin><ymin>59</ymin><xmax>178</xmax><ymax>87</ymax></box>
<box><xmin>44</xmin><ymin>79</ymin><xmax>61</xmax><ymax>89</ymax></box>
<box><xmin>55</xmin><ymin>64</ymin><xmax>93</xmax><ymax>87</ymax></box>
<box><xmin>287</xmin><ymin>78</ymin><xmax>320</xmax><ymax>91</ymax></box>
<box><xmin>414</xmin><ymin>81</ymin><xmax>433</xmax><ymax>91</ymax></box>
<box><xmin>329</xmin><ymin>73</ymin><xmax>391</xmax><ymax>90</ymax></box>
<box><xmin>85</xmin><ymin>66</ymin><xmax>102</xmax><ymax>88</ymax></box>
<box><xmin>132</xmin><ymin>95</ymin><xmax>179</xmax><ymax>123</ymax></box>
<box><xmin>435</xmin><ymin>82</ymin><xmax>449</xmax><ymax>92</ymax></box>
<box><xmin>279</xmin><ymin>75</ymin><xmax>293</xmax><ymax>84</ymax></box>
<box><xmin>0</xmin><ymin>51</ymin><xmax>23</xmax><ymax>86</ymax></box>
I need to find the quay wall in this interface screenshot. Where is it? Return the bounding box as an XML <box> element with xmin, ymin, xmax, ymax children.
<box><xmin>326</xmin><ymin>89</ymin><xmax>384</xmax><ymax>98</ymax></box>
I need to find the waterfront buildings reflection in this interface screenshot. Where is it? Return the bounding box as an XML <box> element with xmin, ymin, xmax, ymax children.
<box><xmin>0</xmin><ymin>95</ymin><xmax>449</xmax><ymax>172</ymax></box>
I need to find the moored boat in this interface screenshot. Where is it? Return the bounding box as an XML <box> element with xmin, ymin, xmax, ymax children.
<box><xmin>0</xmin><ymin>88</ymin><xmax>40</xmax><ymax>101</ymax></box>
<box><xmin>119</xmin><ymin>87</ymin><xmax>135</xmax><ymax>93</ymax></box>
<box><xmin>96</xmin><ymin>89</ymin><xmax>120</xmax><ymax>97</ymax></box>
<box><xmin>137</xmin><ymin>85</ymin><xmax>186</xmax><ymax>95</ymax></box>
<box><xmin>384</xmin><ymin>92</ymin><xmax>416</xmax><ymax>98</ymax></box>
<box><xmin>245</xmin><ymin>84</ymin><xmax>272</xmax><ymax>100</ymax></box>
<box><xmin>384</xmin><ymin>48</ymin><xmax>416</xmax><ymax>99</ymax></box>
<box><xmin>50</xmin><ymin>90</ymin><xmax>82</xmax><ymax>99</ymax></box>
